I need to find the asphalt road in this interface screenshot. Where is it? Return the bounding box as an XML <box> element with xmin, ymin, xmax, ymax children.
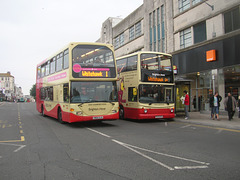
<box><xmin>0</xmin><ymin>102</ymin><xmax>240</xmax><ymax>180</ymax></box>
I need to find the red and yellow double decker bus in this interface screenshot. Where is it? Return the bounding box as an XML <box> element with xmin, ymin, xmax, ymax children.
<box><xmin>36</xmin><ymin>42</ymin><xmax>119</xmax><ymax>123</ymax></box>
<box><xmin>116</xmin><ymin>51</ymin><xmax>175</xmax><ymax>120</ymax></box>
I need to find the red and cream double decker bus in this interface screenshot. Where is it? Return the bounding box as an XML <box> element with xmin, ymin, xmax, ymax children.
<box><xmin>36</xmin><ymin>42</ymin><xmax>119</xmax><ymax>123</ymax></box>
<box><xmin>116</xmin><ymin>51</ymin><xmax>175</xmax><ymax>120</ymax></box>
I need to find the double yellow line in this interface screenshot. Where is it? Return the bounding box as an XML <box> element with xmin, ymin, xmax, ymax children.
<box><xmin>0</xmin><ymin>104</ymin><xmax>25</xmax><ymax>143</ymax></box>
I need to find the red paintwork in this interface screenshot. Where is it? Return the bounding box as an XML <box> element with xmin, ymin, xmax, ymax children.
<box><xmin>123</xmin><ymin>106</ymin><xmax>175</xmax><ymax>120</ymax></box>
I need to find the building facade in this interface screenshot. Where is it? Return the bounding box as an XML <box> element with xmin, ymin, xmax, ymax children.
<box><xmin>0</xmin><ymin>71</ymin><xmax>23</xmax><ymax>101</ymax></box>
<box><xmin>98</xmin><ymin>0</ymin><xmax>240</xmax><ymax>112</ymax></box>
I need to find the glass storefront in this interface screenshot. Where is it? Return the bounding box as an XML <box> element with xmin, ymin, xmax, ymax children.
<box><xmin>175</xmin><ymin>64</ymin><xmax>240</xmax><ymax>112</ymax></box>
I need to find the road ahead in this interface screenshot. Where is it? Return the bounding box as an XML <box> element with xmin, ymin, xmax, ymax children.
<box><xmin>0</xmin><ymin>102</ymin><xmax>240</xmax><ymax>180</ymax></box>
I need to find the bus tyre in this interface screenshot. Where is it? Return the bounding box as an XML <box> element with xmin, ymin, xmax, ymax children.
<box><xmin>58</xmin><ymin>108</ymin><xmax>65</xmax><ymax>124</ymax></box>
<box><xmin>41</xmin><ymin>105</ymin><xmax>45</xmax><ymax>117</ymax></box>
<box><xmin>119</xmin><ymin>106</ymin><xmax>124</xmax><ymax>120</ymax></box>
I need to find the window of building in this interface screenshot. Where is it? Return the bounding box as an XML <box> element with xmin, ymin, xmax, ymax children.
<box><xmin>129</xmin><ymin>26</ymin><xmax>135</xmax><ymax>41</ymax></box>
<box><xmin>63</xmin><ymin>49</ymin><xmax>69</xmax><ymax>69</ymax></box>
<box><xmin>161</xmin><ymin>5</ymin><xmax>165</xmax><ymax>52</ymax></box>
<box><xmin>153</xmin><ymin>10</ymin><xmax>156</xmax><ymax>51</ymax></box>
<box><xmin>119</xmin><ymin>33</ymin><xmax>124</xmax><ymax>47</ymax></box>
<box><xmin>180</xmin><ymin>28</ymin><xmax>192</xmax><ymax>49</ymax></box>
<box><xmin>114</xmin><ymin>36</ymin><xmax>119</xmax><ymax>49</ymax></box>
<box><xmin>194</xmin><ymin>21</ymin><xmax>206</xmax><ymax>44</ymax></box>
<box><xmin>135</xmin><ymin>21</ymin><xmax>141</xmax><ymax>37</ymax></box>
<box><xmin>224</xmin><ymin>6</ymin><xmax>240</xmax><ymax>33</ymax></box>
<box><xmin>178</xmin><ymin>0</ymin><xmax>190</xmax><ymax>12</ymax></box>
<box><xmin>149</xmin><ymin>13</ymin><xmax>153</xmax><ymax>51</ymax></box>
<box><xmin>192</xmin><ymin>0</ymin><xmax>203</xmax><ymax>5</ymax></box>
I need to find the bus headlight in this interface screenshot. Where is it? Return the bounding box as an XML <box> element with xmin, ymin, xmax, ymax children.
<box><xmin>170</xmin><ymin>108</ymin><xmax>174</xmax><ymax>113</ymax></box>
<box><xmin>112</xmin><ymin>110</ymin><xmax>117</xmax><ymax>113</ymax></box>
<box><xmin>76</xmin><ymin>111</ymin><xmax>82</xmax><ymax>115</ymax></box>
<box><xmin>144</xmin><ymin>109</ymin><xmax>148</xmax><ymax>113</ymax></box>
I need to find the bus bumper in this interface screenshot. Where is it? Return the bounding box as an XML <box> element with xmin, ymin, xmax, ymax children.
<box><xmin>67</xmin><ymin>112</ymin><xmax>119</xmax><ymax>123</ymax></box>
<box><xmin>124</xmin><ymin>107</ymin><xmax>175</xmax><ymax>120</ymax></box>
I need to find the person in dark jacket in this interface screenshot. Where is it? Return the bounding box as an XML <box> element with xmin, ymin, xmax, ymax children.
<box><xmin>209</xmin><ymin>90</ymin><xmax>214</xmax><ymax>119</ymax></box>
<box><xmin>224</xmin><ymin>92</ymin><xmax>237</xmax><ymax>120</ymax></box>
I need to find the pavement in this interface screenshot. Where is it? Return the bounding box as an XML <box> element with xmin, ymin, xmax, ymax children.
<box><xmin>174</xmin><ymin>111</ymin><xmax>240</xmax><ymax>131</ymax></box>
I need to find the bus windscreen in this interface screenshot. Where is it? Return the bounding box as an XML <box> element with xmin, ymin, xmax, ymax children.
<box><xmin>72</xmin><ymin>45</ymin><xmax>116</xmax><ymax>78</ymax></box>
<box><xmin>70</xmin><ymin>81</ymin><xmax>117</xmax><ymax>103</ymax></box>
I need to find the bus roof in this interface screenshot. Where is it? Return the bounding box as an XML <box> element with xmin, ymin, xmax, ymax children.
<box><xmin>116</xmin><ymin>51</ymin><xmax>172</xmax><ymax>60</ymax></box>
<box><xmin>37</xmin><ymin>42</ymin><xmax>114</xmax><ymax>67</ymax></box>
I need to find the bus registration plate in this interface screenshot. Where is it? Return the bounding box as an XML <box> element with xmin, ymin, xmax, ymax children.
<box><xmin>93</xmin><ymin>116</ymin><xmax>103</xmax><ymax>120</ymax></box>
<box><xmin>155</xmin><ymin>116</ymin><xmax>163</xmax><ymax>119</ymax></box>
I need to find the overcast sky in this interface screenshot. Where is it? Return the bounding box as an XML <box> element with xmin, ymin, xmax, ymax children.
<box><xmin>0</xmin><ymin>0</ymin><xmax>143</xmax><ymax>95</ymax></box>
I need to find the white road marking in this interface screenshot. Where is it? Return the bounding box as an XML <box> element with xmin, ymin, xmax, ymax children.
<box><xmin>216</xmin><ymin>129</ymin><xmax>223</xmax><ymax>134</ymax></box>
<box><xmin>0</xmin><ymin>142</ymin><xmax>26</xmax><ymax>153</ymax></box>
<box><xmin>180</xmin><ymin>124</ymin><xmax>191</xmax><ymax>128</ymax></box>
<box><xmin>86</xmin><ymin>127</ymin><xmax>210</xmax><ymax>170</ymax></box>
<box><xmin>86</xmin><ymin>128</ymin><xmax>111</xmax><ymax>138</ymax></box>
<box><xmin>174</xmin><ymin>166</ymin><xmax>209</xmax><ymax>170</ymax></box>
<box><xmin>14</xmin><ymin>145</ymin><xmax>26</xmax><ymax>152</ymax></box>
<box><xmin>113</xmin><ymin>139</ymin><xmax>174</xmax><ymax>171</ymax></box>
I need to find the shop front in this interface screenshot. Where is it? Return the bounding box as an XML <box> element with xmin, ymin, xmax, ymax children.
<box><xmin>173</xmin><ymin>33</ymin><xmax>240</xmax><ymax>113</ymax></box>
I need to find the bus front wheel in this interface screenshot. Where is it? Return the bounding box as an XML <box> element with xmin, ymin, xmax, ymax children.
<box><xmin>58</xmin><ymin>108</ymin><xmax>65</xmax><ymax>124</ymax></box>
<box><xmin>119</xmin><ymin>106</ymin><xmax>125</xmax><ymax>120</ymax></box>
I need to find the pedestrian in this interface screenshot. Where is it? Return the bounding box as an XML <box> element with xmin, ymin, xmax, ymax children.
<box><xmin>212</xmin><ymin>92</ymin><xmax>220</xmax><ymax>120</ymax></box>
<box><xmin>224</xmin><ymin>92</ymin><xmax>237</xmax><ymax>121</ymax></box>
<box><xmin>238</xmin><ymin>96</ymin><xmax>240</xmax><ymax>118</ymax></box>
<box><xmin>209</xmin><ymin>90</ymin><xmax>214</xmax><ymax>119</ymax></box>
<box><xmin>183</xmin><ymin>90</ymin><xmax>189</xmax><ymax>119</ymax></box>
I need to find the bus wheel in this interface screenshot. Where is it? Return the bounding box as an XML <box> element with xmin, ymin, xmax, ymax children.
<box><xmin>41</xmin><ymin>105</ymin><xmax>45</xmax><ymax>117</ymax></box>
<box><xmin>119</xmin><ymin>106</ymin><xmax>124</xmax><ymax>120</ymax></box>
<box><xmin>58</xmin><ymin>108</ymin><xmax>65</xmax><ymax>124</ymax></box>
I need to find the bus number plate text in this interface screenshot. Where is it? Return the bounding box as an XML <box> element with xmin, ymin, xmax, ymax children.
<box><xmin>93</xmin><ymin>116</ymin><xmax>104</xmax><ymax>120</ymax></box>
<box><xmin>155</xmin><ymin>116</ymin><xmax>163</xmax><ymax>119</ymax></box>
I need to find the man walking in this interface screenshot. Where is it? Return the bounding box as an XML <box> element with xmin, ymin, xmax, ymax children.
<box><xmin>183</xmin><ymin>90</ymin><xmax>189</xmax><ymax>119</ymax></box>
<box><xmin>224</xmin><ymin>92</ymin><xmax>237</xmax><ymax>120</ymax></box>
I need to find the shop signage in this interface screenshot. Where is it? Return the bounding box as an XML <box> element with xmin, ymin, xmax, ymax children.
<box><xmin>206</xmin><ymin>50</ymin><xmax>216</xmax><ymax>62</ymax></box>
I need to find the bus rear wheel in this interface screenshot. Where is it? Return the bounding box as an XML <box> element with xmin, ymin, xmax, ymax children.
<box><xmin>41</xmin><ymin>105</ymin><xmax>45</xmax><ymax>117</ymax></box>
<box><xmin>58</xmin><ymin>108</ymin><xmax>65</xmax><ymax>124</ymax></box>
<box><xmin>119</xmin><ymin>106</ymin><xmax>124</xmax><ymax>120</ymax></box>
